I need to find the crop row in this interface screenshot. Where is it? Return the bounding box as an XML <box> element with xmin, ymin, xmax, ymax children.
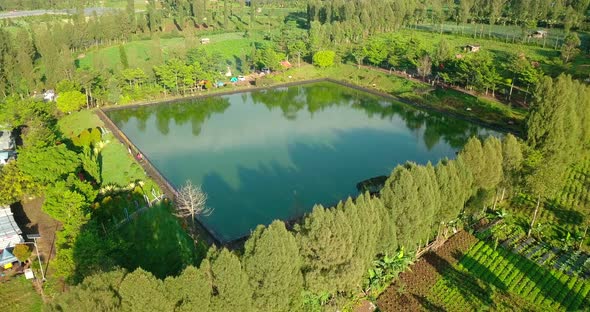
<box><xmin>455</xmin><ymin>242</ymin><xmax>590</xmax><ymax>310</ymax></box>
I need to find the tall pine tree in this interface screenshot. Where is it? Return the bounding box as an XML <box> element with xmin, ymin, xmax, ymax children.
<box><xmin>243</xmin><ymin>221</ymin><xmax>304</xmax><ymax>311</ymax></box>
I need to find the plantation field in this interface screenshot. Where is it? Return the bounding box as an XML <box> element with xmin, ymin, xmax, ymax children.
<box><xmin>395</xmin><ymin>29</ymin><xmax>590</xmax><ymax>79</ymax></box>
<box><xmin>377</xmin><ymin>233</ymin><xmax>590</xmax><ymax>311</ymax></box>
<box><xmin>77</xmin><ymin>32</ymin><xmax>259</xmax><ymax>72</ymax></box>
<box><xmin>506</xmin><ymin>157</ymin><xmax>590</xmax><ymax>251</ymax></box>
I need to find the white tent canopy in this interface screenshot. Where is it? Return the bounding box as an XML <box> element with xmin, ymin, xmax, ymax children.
<box><xmin>0</xmin><ymin>207</ymin><xmax>23</xmax><ymax>249</ymax></box>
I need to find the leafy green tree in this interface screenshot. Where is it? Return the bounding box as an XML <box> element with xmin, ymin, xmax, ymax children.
<box><xmin>119</xmin><ymin>269</ymin><xmax>173</xmax><ymax>312</ymax></box>
<box><xmin>287</xmin><ymin>40</ymin><xmax>307</xmax><ymax>67</ymax></box>
<box><xmin>17</xmin><ymin>144</ymin><xmax>80</xmax><ymax>184</ymax></box>
<box><xmin>56</xmin><ymin>79</ymin><xmax>81</xmax><ymax>93</ymax></box>
<box><xmin>0</xmin><ymin>161</ymin><xmax>39</xmax><ymax>205</ymax></box>
<box><xmin>416</xmin><ymin>54</ymin><xmax>432</xmax><ymax>79</ymax></box>
<box><xmin>243</xmin><ymin>221</ymin><xmax>304</xmax><ymax>311</ymax></box>
<box><xmin>561</xmin><ymin>33</ymin><xmax>581</xmax><ymax>62</ymax></box>
<box><xmin>210</xmin><ymin>248</ymin><xmax>253</xmax><ymax>312</ymax></box>
<box><xmin>57</xmin><ymin>91</ymin><xmax>87</xmax><ymax>113</ymax></box>
<box><xmin>312</xmin><ymin>50</ymin><xmax>336</xmax><ymax>68</ymax></box>
<box><xmin>364</xmin><ymin>38</ymin><xmax>388</xmax><ymax>66</ymax></box>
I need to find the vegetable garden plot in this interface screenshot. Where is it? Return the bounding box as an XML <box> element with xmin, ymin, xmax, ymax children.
<box><xmin>428</xmin><ymin>241</ymin><xmax>590</xmax><ymax>311</ymax></box>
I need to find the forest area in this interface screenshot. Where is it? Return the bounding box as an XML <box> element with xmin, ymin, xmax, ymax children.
<box><xmin>0</xmin><ymin>0</ymin><xmax>589</xmax><ymax>311</ymax></box>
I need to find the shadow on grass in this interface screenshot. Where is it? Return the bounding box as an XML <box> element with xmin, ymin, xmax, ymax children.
<box><xmin>72</xmin><ymin>200</ymin><xmax>207</xmax><ymax>282</ymax></box>
<box><xmin>424</xmin><ymin>252</ymin><xmax>495</xmax><ymax>310</ymax></box>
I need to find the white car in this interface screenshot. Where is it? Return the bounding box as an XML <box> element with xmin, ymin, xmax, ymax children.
<box><xmin>238</xmin><ymin>76</ymin><xmax>246</xmax><ymax>81</ymax></box>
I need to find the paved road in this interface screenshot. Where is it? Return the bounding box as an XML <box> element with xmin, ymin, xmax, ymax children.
<box><xmin>0</xmin><ymin>7</ymin><xmax>122</xmax><ymax>19</ymax></box>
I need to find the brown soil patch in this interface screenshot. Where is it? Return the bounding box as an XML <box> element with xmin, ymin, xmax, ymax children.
<box><xmin>376</xmin><ymin>231</ymin><xmax>478</xmax><ymax>312</ymax></box>
<box><xmin>11</xmin><ymin>197</ymin><xmax>61</xmax><ymax>275</ymax></box>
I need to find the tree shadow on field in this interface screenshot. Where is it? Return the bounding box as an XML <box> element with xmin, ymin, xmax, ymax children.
<box><xmin>424</xmin><ymin>252</ymin><xmax>495</xmax><ymax>310</ymax></box>
<box><xmin>411</xmin><ymin>294</ymin><xmax>445</xmax><ymax>312</ymax></box>
<box><xmin>544</xmin><ymin>199</ymin><xmax>584</xmax><ymax>226</ymax></box>
<box><xmin>284</xmin><ymin>12</ymin><xmax>308</xmax><ymax>29</ymax></box>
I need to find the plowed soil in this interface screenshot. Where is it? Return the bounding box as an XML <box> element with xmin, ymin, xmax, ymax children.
<box><xmin>376</xmin><ymin>231</ymin><xmax>478</xmax><ymax>312</ymax></box>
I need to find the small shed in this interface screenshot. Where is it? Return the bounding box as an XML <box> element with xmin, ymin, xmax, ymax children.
<box><xmin>464</xmin><ymin>45</ymin><xmax>481</xmax><ymax>53</ymax></box>
<box><xmin>531</xmin><ymin>30</ymin><xmax>548</xmax><ymax>39</ymax></box>
<box><xmin>200</xmin><ymin>38</ymin><xmax>210</xmax><ymax>44</ymax></box>
<box><xmin>0</xmin><ymin>130</ymin><xmax>14</xmax><ymax>151</ymax></box>
<box><xmin>43</xmin><ymin>89</ymin><xmax>55</xmax><ymax>102</ymax></box>
<box><xmin>280</xmin><ymin>60</ymin><xmax>292</xmax><ymax>69</ymax></box>
<box><xmin>0</xmin><ymin>248</ymin><xmax>17</xmax><ymax>267</ymax></box>
<box><xmin>0</xmin><ymin>207</ymin><xmax>23</xmax><ymax>250</ymax></box>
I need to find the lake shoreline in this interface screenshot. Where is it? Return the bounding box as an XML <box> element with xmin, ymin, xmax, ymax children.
<box><xmin>101</xmin><ymin>76</ymin><xmax>521</xmax><ymax>137</ymax></box>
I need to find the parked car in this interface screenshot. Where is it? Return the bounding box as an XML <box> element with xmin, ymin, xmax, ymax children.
<box><xmin>238</xmin><ymin>76</ymin><xmax>246</xmax><ymax>81</ymax></box>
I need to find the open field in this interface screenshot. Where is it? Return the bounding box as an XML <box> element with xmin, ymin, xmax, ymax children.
<box><xmin>392</xmin><ymin>28</ymin><xmax>590</xmax><ymax>79</ymax></box>
<box><xmin>0</xmin><ymin>276</ymin><xmax>43</xmax><ymax>312</ymax></box>
<box><xmin>77</xmin><ymin>32</ymin><xmax>259</xmax><ymax>73</ymax></box>
<box><xmin>377</xmin><ymin>232</ymin><xmax>590</xmax><ymax>311</ymax></box>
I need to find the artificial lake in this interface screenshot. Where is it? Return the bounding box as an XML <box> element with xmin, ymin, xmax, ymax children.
<box><xmin>106</xmin><ymin>81</ymin><xmax>497</xmax><ymax>242</ymax></box>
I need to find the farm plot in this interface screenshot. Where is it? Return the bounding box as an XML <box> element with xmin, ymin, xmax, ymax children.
<box><xmin>377</xmin><ymin>233</ymin><xmax>590</xmax><ymax>311</ymax></box>
<box><xmin>428</xmin><ymin>241</ymin><xmax>590</xmax><ymax>311</ymax></box>
<box><xmin>377</xmin><ymin>231</ymin><xmax>479</xmax><ymax>311</ymax></box>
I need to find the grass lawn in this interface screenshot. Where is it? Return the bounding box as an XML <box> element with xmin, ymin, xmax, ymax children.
<box><xmin>77</xmin><ymin>32</ymin><xmax>260</xmax><ymax>73</ymax></box>
<box><xmin>0</xmin><ymin>276</ymin><xmax>43</xmax><ymax>312</ymax></box>
<box><xmin>112</xmin><ymin>202</ymin><xmax>206</xmax><ymax>279</ymax></box>
<box><xmin>396</xmin><ymin>28</ymin><xmax>589</xmax><ymax>79</ymax></box>
<box><xmin>57</xmin><ymin>110</ymin><xmax>104</xmax><ymax>137</ymax></box>
<box><xmin>58</xmin><ymin>110</ymin><xmax>158</xmax><ymax>191</ymax></box>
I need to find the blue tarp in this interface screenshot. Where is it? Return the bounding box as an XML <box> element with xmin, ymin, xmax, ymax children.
<box><xmin>0</xmin><ymin>248</ymin><xmax>17</xmax><ymax>266</ymax></box>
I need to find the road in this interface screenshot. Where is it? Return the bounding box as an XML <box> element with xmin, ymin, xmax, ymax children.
<box><xmin>0</xmin><ymin>7</ymin><xmax>123</xmax><ymax>19</ymax></box>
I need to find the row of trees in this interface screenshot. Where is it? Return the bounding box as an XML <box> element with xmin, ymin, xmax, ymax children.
<box><xmin>307</xmin><ymin>0</ymin><xmax>589</xmax><ymax>42</ymax></box>
<box><xmin>49</xmin><ymin>132</ymin><xmax>525</xmax><ymax>310</ymax></box>
<box><xmin>0</xmin><ymin>96</ymin><xmax>106</xmax><ymax>278</ymax></box>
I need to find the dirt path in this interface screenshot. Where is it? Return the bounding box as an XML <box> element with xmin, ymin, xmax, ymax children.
<box><xmin>377</xmin><ymin>231</ymin><xmax>478</xmax><ymax>311</ymax></box>
<box><xmin>11</xmin><ymin>197</ymin><xmax>60</xmax><ymax>274</ymax></box>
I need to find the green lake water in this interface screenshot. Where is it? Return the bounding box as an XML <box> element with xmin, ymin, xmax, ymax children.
<box><xmin>106</xmin><ymin>81</ymin><xmax>497</xmax><ymax>242</ymax></box>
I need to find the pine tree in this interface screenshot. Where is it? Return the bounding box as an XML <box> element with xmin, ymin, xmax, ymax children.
<box><xmin>435</xmin><ymin>160</ymin><xmax>465</xmax><ymax>226</ymax></box>
<box><xmin>345</xmin><ymin>193</ymin><xmax>383</xmax><ymax>277</ymax></box>
<box><xmin>381</xmin><ymin>165</ymin><xmax>422</xmax><ymax>250</ymax></box>
<box><xmin>500</xmin><ymin>134</ymin><xmax>523</xmax><ymax>196</ymax></box>
<box><xmin>296</xmin><ymin>205</ymin><xmax>355</xmax><ymax>294</ymax></box>
<box><xmin>458</xmin><ymin>137</ymin><xmax>485</xmax><ymax>192</ymax></box>
<box><xmin>243</xmin><ymin>221</ymin><xmax>304</xmax><ymax>311</ymax></box>
<box><xmin>165</xmin><ymin>263</ymin><xmax>212</xmax><ymax>311</ymax></box>
<box><xmin>119</xmin><ymin>269</ymin><xmax>173</xmax><ymax>312</ymax></box>
<box><xmin>210</xmin><ymin>249</ymin><xmax>253</xmax><ymax>312</ymax></box>
<box><xmin>481</xmin><ymin>136</ymin><xmax>503</xmax><ymax>190</ymax></box>
<box><xmin>119</xmin><ymin>45</ymin><xmax>129</xmax><ymax>69</ymax></box>
<box><xmin>526</xmin><ymin>75</ymin><xmax>581</xmax><ymax>196</ymax></box>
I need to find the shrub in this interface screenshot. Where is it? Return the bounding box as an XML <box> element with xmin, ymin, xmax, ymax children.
<box><xmin>312</xmin><ymin>50</ymin><xmax>336</xmax><ymax>68</ymax></box>
<box><xmin>13</xmin><ymin>244</ymin><xmax>32</xmax><ymax>262</ymax></box>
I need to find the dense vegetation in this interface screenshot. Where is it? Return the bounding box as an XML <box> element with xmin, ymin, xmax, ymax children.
<box><xmin>0</xmin><ymin>0</ymin><xmax>588</xmax><ymax>310</ymax></box>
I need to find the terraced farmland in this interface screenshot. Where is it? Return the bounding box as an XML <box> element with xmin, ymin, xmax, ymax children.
<box><xmin>378</xmin><ymin>233</ymin><xmax>590</xmax><ymax>311</ymax></box>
